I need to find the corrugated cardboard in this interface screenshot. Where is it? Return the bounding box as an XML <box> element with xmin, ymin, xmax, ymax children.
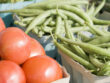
<box><xmin>52</xmin><ymin>67</ymin><xmax>70</xmax><ymax>83</ymax></box>
<box><xmin>59</xmin><ymin>50</ymin><xmax>110</xmax><ymax>83</ymax></box>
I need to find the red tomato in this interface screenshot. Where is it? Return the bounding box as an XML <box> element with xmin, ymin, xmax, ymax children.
<box><xmin>0</xmin><ymin>60</ymin><xmax>26</xmax><ymax>83</ymax></box>
<box><xmin>0</xmin><ymin>27</ymin><xmax>30</xmax><ymax>64</ymax></box>
<box><xmin>22</xmin><ymin>56</ymin><xmax>63</xmax><ymax>83</ymax></box>
<box><xmin>29</xmin><ymin>38</ymin><xmax>46</xmax><ymax>58</ymax></box>
<box><xmin>0</xmin><ymin>18</ymin><xmax>6</xmax><ymax>32</ymax></box>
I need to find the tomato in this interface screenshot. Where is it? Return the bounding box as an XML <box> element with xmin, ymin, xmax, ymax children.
<box><xmin>22</xmin><ymin>56</ymin><xmax>63</xmax><ymax>83</ymax></box>
<box><xmin>0</xmin><ymin>18</ymin><xmax>6</xmax><ymax>32</ymax></box>
<box><xmin>0</xmin><ymin>60</ymin><xmax>26</xmax><ymax>83</ymax></box>
<box><xmin>29</xmin><ymin>38</ymin><xmax>46</xmax><ymax>58</ymax></box>
<box><xmin>0</xmin><ymin>27</ymin><xmax>30</xmax><ymax>64</ymax></box>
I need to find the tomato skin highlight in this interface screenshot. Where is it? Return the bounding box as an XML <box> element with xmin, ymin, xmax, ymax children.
<box><xmin>0</xmin><ymin>18</ymin><xmax>6</xmax><ymax>32</ymax></box>
<box><xmin>22</xmin><ymin>56</ymin><xmax>63</xmax><ymax>83</ymax></box>
<box><xmin>29</xmin><ymin>38</ymin><xmax>46</xmax><ymax>58</ymax></box>
<box><xmin>0</xmin><ymin>27</ymin><xmax>30</xmax><ymax>64</ymax></box>
<box><xmin>0</xmin><ymin>60</ymin><xmax>26</xmax><ymax>83</ymax></box>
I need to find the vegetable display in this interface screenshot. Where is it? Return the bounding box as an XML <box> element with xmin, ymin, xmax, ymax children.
<box><xmin>1</xmin><ymin>0</ymin><xmax>110</xmax><ymax>77</ymax></box>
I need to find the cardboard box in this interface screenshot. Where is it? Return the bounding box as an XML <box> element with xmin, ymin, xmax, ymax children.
<box><xmin>59</xmin><ymin>50</ymin><xmax>110</xmax><ymax>83</ymax></box>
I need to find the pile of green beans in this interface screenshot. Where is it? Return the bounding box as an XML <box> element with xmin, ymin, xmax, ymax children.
<box><xmin>1</xmin><ymin>0</ymin><xmax>110</xmax><ymax>76</ymax></box>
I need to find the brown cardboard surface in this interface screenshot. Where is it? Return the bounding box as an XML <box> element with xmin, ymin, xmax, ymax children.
<box><xmin>59</xmin><ymin>50</ymin><xmax>110</xmax><ymax>83</ymax></box>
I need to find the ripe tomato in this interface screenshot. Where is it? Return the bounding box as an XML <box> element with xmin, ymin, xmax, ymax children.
<box><xmin>0</xmin><ymin>60</ymin><xmax>26</xmax><ymax>83</ymax></box>
<box><xmin>29</xmin><ymin>38</ymin><xmax>46</xmax><ymax>58</ymax></box>
<box><xmin>0</xmin><ymin>18</ymin><xmax>6</xmax><ymax>32</ymax></box>
<box><xmin>0</xmin><ymin>27</ymin><xmax>30</xmax><ymax>64</ymax></box>
<box><xmin>22</xmin><ymin>56</ymin><xmax>63</xmax><ymax>83</ymax></box>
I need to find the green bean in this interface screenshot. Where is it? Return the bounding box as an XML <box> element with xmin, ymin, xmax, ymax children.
<box><xmin>59</xmin><ymin>9</ymin><xmax>85</xmax><ymax>25</ymax></box>
<box><xmin>71</xmin><ymin>26</ymin><xmax>89</xmax><ymax>32</ymax></box>
<box><xmin>42</xmin><ymin>26</ymin><xmax>54</xmax><ymax>33</ymax></box>
<box><xmin>57</xmin><ymin>10</ymin><xmax>68</xmax><ymax>20</ymax></box>
<box><xmin>64</xmin><ymin>20</ymin><xmax>75</xmax><ymax>40</ymax></box>
<box><xmin>25</xmin><ymin>0</ymin><xmax>88</xmax><ymax>9</ymax></box>
<box><xmin>49</xmin><ymin>20</ymin><xmax>55</xmax><ymax>26</ymax></box>
<box><xmin>56</xmin><ymin>35</ymin><xmax>110</xmax><ymax>59</ymax></box>
<box><xmin>38</xmin><ymin>31</ymin><xmax>45</xmax><ymax>37</ymax></box>
<box><xmin>55</xmin><ymin>16</ymin><xmax>62</xmax><ymax>34</ymax></box>
<box><xmin>64</xmin><ymin>20</ymin><xmax>89</xmax><ymax>61</ymax></box>
<box><xmin>32</xmin><ymin>27</ymin><xmax>39</xmax><ymax>34</ymax></box>
<box><xmin>88</xmin><ymin>35</ymin><xmax>110</xmax><ymax>45</ymax></box>
<box><xmin>17</xmin><ymin>12</ymin><xmax>42</xmax><ymax>17</ymax></box>
<box><xmin>25</xmin><ymin>9</ymin><xmax>56</xmax><ymax>34</ymax></box>
<box><xmin>97</xmin><ymin>62</ymin><xmax>110</xmax><ymax>76</ymax></box>
<box><xmin>93</xmin><ymin>18</ymin><xmax>110</xmax><ymax>25</ymax></box>
<box><xmin>22</xmin><ymin>17</ymin><xmax>34</xmax><ymax>23</ymax></box>
<box><xmin>62</xmin><ymin>44</ymin><xmax>77</xmax><ymax>53</ymax></box>
<box><xmin>87</xmin><ymin>23</ymin><xmax>107</xmax><ymax>36</ymax></box>
<box><xmin>89</xmin><ymin>55</ymin><xmax>104</xmax><ymax>68</ymax></box>
<box><xmin>67</xmin><ymin>20</ymin><xmax>73</xmax><ymax>25</ymax></box>
<box><xmin>54</xmin><ymin>40</ymin><xmax>96</xmax><ymax>70</ymax></box>
<box><xmin>0</xmin><ymin>9</ymin><xmax>44</xmax><ymax>14</ymax></box>
<box><xmin>43</xmin><ymin>16</ymin><xmax>53</xmax><ymax>26</ymax></box>
<box><xmin>14</xmin><ymin>21</ymin><xmax>27</xmax><ymax>27</ymax></box>
<box><xmin>74</xmin><ymin>23</ymin><xmax>80</xmax><ymax>27</ymax></box>
<box><xmin>87</xmin><ymin>3</ymin><xmax>95</xmax><ymax>17</ymax></box>
<box><xmin>59</xmin><ymin>5</ymin><xmax>93</xmax><ymax>25</ymax></box>
<box><xmin>97</xmin><ymin>43</ymin><xmax>110</xmax><ymax>48</ymax></box>
<box><xmin>93</xmin><ymin>0</ymin><xmax>105</xmax><ymax>16</ymax></box>
<box><xmin>95</xmin><ymin>25</ymin><xmax>109</xmax><ymax>28</ymax></box>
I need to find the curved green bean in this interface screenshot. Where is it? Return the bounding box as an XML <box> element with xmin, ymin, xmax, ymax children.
<box><xmin>89</xmin><ymin>55</ymin><xmax>104</xmax><ymax>68</ymax></box>
<box><xmin>43</xmin><ymin>16</ymin><xmax>53</xmax><ymax>26</ymax></box>
<box><xmin>25</xmin><ymin>0</ymin><xmax>88</xmax><ymax>9</ymax></box>
<box><xmin>97</xmin><ymin>43</ymin><xmax>110</xmax><ymax>48</ymax></box>
<box><xmin>93</xmin><ymin>18</ymin><xmax>110</xmax><ymax>25</ymax></box>
<box><xmin>64</xmin><ymin>20</ymin><xmax>89</xmax><ymax>61</ymax></box>
<box><xmin>87</xmin><ymin>3</ymin><xmax>95</xmax><ymax>17</ymax></box>
<box><xmin>25</xmin><ymin>9</ymin><xmax>56</xmax><ymax>34</ymax></box>
<box><xmin>0</xmin><ymin>9</ymin><xmax>44</xmax><ymax>14</ymax></box>
<box><xmin>59</xmin><ymin>5</ymin><xmax>93</xmax><ymax>25</ymax></box>
<box><xmin>54</xmin><ymin>40</ymin><xmax>96</xmax><ymax>70</ymax></box>
<box><xmin>88</xmin><ymin>35</ymin><xmax>110</xmax><ymax>44</ymax></box>
<box><xmin>55</xmin><ymin>16</ymin><xmax>62</xmax><ymax>34</ymax></box>
<box><xmin>59</xmin><ymin>9</ymin><xmax>85</xmax><ymax>25</ymax></box>
<box><xmin>56</xmin><ymin>35</ymin><xmax>110</xmax><ymax>59</ymax></box>
<box><xmin>14</xmin><ymin>21</ymin><xmax>27</xmax><ymax>27</ymax></box>
<box><xmin>93</xmin><ymin>0</ymin><xmax>105</xmax><ymax>16</ymax></box>
<box><xmin>87</xmin><ymin>23</ymin><xmax>107</xmax><ymax>36</ymax></box>
<box><xmin>22</xmin><ymin>17</ymin><xmax>34</xmax><ymax>24</ymax></box>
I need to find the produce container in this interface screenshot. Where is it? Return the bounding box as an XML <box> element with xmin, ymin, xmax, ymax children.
<box><xmin>57</xmin><ymin>11</ymin><xmax>110</xmax><ymax>83</ymax></box>
<box><xmin>59</xmin><ymin>50</ymin><xmax>110</xmax><ymax>83</ymax></box>
<box><xmin>52</xmin><ymin>67</ymin><xmax>70</xmax><ymax>83</ymax></box>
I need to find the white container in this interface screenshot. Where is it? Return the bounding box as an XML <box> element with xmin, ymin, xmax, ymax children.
<box><xmin>59</xmin><ymin>50</ymin><xmax>110</xmax><ymax>83</ymax></box>
<box><xmin>52</xmin><ymin>67</ymin><xmax>70</xmax><ymax>83</ymax></box>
